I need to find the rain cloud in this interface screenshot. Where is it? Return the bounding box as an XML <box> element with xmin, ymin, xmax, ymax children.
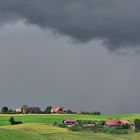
<box><xmin>0</xmin><ymin>0</ymin><xmax>140</xmax><ymax>50</ymax></box>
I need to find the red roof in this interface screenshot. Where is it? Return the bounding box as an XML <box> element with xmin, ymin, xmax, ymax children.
<box><xmin>15</xmin><ymin>108</ymin><xmax>22</xmax><ymax>113</ymax></box>
<box><xmin>119</xmin><ymin>120</ymin><xmax>130</xmax><ymax>124</ymax></box>
<box><xmin>105</xmin><ymin>119</ymin><xmax>130</xmax><ymax>126</ymax></box>
<box><xmin>105</xmin><ymin>120</ymin><xmax>121</xmax><ymax>126</ymax></box>
<box><xmin>64</xmin><ymin>118</ymin><xmax>76</xmax><ymax>124</ymax></box>
<box><xmin>51</xmin><ymin>107</ymin><xmax>66</xmax><ymax>113</ymax></box>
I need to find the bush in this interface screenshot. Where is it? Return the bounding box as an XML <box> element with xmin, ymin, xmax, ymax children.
<box><xmin>103</xmin><ymin>128</ymin><xmax>128</xmax><ymax>134</ymax></box>
<box><xmin>53</xmin><ymin>121</ymin><xmax>58</xmax><ymax>126</ymax></box>
<box><xmin>9</xmin><ymin>117</ymin><xmax>22</xmax><ymax>125</ymax></box>
<box><xmin>57</xmin><ymin>123</ymin><xmax>67</xmax><ymax>128</ymax></box>
<box><xmin>77</xmin><ymin>120</ymin><xmax>96</xmax><ymax>125</ymax></box>
<box><xmin>117</xmin><ymin>124</ymin><xmax>130</xmax><ymax>129</ymax></box>
<box><xmin>69</xmin><ymin>125</ymin><xmax>83</xmax><ymax>131</ymax></box>
<box><xmin>134</xmin><ymin>119</ymin><xmax>140</xmax><ymax>132</ymax></box>
<box><xmin>91</xmin><ymin>127</ymin><xmax>128</xmax><ymax>134</ymax></box>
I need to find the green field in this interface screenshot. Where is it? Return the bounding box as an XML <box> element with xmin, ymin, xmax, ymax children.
<box><xmin>1</xmin><ymin>113</ymin><xmax>140</xmax><ymax>126</ymax></box>
<box><xmin>0</xmin><ymin>114</ymin><xmax>140</xmax><ymax>140</ymax></box>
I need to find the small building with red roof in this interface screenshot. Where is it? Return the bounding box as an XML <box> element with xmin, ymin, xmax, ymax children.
<box><xmin>63</xmin><ymin>118</ymin><xmax>76</xmax><ymax>125</ymax></box>
<box><xmin>105</xmin><ymin>119</ymin><xmax>130</xmax><ymax>127</ymax></box>
<box><xmin>51</xmin><ymin>107</ymin><xmax>67</xmax><ymax>114</ymax></box>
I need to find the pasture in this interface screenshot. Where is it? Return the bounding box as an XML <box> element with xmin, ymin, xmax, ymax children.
<box><xmin>1</xmin><ymin>114</ymin><xmax>140</xmax><ymax>126</ymax></box>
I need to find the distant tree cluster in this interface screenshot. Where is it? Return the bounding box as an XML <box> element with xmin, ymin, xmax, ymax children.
<box><xmin>67</xmin><ymin>110</ymin><xmax>74</xmax><ymax>114</ymax></box>
<box><xmin>44</xmin><ymin>106</ymin><xmax>52</xmax><ymax>114</ymax></box>
<box><xmin>1</xmin><ymin>106</ymin><xmax>8</xmax><ymax>113</ymax></box>
<box><xmin>80</xmin><ymin>111</ymin><xmax>101</xmax><ymax>115</ymax></box>
<box><xmin>1</xmin><ymin>106</ymin><xmax>14</xmax><ymax>114</ymax></box>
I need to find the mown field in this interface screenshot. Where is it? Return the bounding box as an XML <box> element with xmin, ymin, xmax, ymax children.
<box><xmin>0</xmin><ymin>114</ymin><xmax>140</xmax><ymax>140</ymax></box>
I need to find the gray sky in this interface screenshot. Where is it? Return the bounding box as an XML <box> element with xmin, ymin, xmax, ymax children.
<box><xmin>0</xmin><ymin>1</ymin><xmax>140</xmax><ymax>114</ymax></box>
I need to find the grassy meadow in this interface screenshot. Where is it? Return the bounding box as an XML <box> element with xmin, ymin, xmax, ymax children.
<box><xmin>1</xmin><ymin>114</ymin><xmax>140</xmax><ymax>139</ymax></box>
<box><xmin>0</xmin><ymin>123</ymin><xmax>140</xmax><ymax>140</ymax></box>
<box><xmin>1</xmin><ymin>113</ymin><xmax>140</xmax><ymax>126</ymax></box>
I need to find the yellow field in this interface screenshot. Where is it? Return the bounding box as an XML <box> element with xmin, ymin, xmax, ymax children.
<box><xmin>0</xmin><ymin>123</ymin><xmax>140</xmax><ymax>140</ymax></box>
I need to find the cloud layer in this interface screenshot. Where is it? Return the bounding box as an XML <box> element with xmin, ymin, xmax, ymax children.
<box><xmin>0</xmin><ymin>0</ymin><xmax>140</xmax><ymax>50</ymax></box>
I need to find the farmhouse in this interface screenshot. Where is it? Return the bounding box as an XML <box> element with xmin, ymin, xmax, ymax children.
<box><xmin>22</xmin><ymin>106</ymin><xmax>41</xmax><ymax>114</ymax></box>
<box><xmin>51</xmin><ymin>107</ymin><xmax>67</xmax><ymax>114</ymax></box>
<box><xmin>15</xmin><ymin>108</ymin><xmax>22</xmax><ymax>113</ymax></box>
<box><xmin>63</xmin><ymin>118</ymin><xmax>76</xmax><ymax>124</ymax></box>
<box><xmin>63</xmin><ymin>118</ymin><xmax>76</xmax><ymax>127</ymax></box>
<box><xmin>105</xmin><ymin>119</ymin><xmax>130</xmax><ymax>127</ymax></box>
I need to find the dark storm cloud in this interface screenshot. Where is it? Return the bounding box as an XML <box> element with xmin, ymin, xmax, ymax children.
<box><xmin>0</xmin><ymin>0</ymin><xmax>140</xmax><ymax>50</ymax></box>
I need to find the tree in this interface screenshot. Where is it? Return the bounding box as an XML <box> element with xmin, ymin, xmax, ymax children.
<box><xmin>9</xmin><ymin>117</ymin><xmax>15</xmax><ymax>124</ymax></box>
<box><xmin>67</xmin><ymin>110</ymin><xmax>73</xmax><ymax>114</ymax></box>
<box><xmin>7</xmin><ymin>109</ymin><xmax>14</xmax><ymax>114</ymax></box>
<box><xmin>9</xmin><ymin>117</ymin><xmax>22</xmax><ymax>125</ymax></box>
<box><xmin>91</xmin><ymin>111</ymin><xmax>101</xmax><ymax>115</ymax></box>
<box><xmin>21</xmin><ymin>105</ymin><xmax>28</xmax><ymax>114</ymax></box>
<box><xmin>134</xmin><ymin>119</ymin><xmax>140</xmax><ymax>131</ymax></box>
<box><xmin>1</xmin><ymin>106</ymin><xmax>8</xmax><ymax>113</ymax></box>
<box><xmin>44</xmin><ymin>106</ymin><xmax>52</xmax><ymax>114</ymax></box>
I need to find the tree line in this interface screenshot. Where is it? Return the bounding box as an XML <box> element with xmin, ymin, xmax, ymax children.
<box><xmin>0</xmin><ymin>106</ymin><xmax>101</xmax><ymax>115</ymax></box>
